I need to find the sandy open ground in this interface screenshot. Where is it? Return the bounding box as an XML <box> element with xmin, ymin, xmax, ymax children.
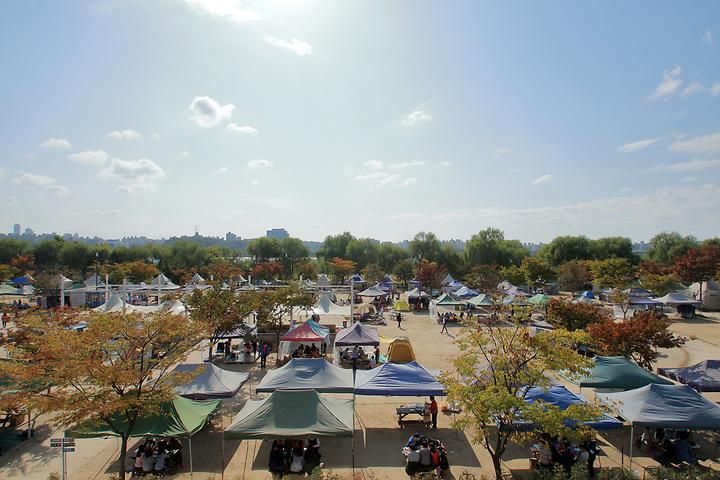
<box><xmin>2</xmin><ymin>306</ymin><xmax>720</xmax><ymax>479</ymax></box>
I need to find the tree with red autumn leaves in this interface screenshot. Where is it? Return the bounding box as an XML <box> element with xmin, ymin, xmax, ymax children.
<box><xmin>674</xmin><ymin>245</ymin><xmax>720</xmax><ymax>304</ymax></box>
<box><xmin>328</xmin><ymin>257</ymin><xmax>356</xmax><ymax>284</ymax></box>
<box><xmin>415</xmin><ymin>259</ymin><xmax>448</xmax><ymax>291</ymax></box>
<box><xmin>587</xmin><ymin>310</ymin><xmax>686</xmax><ymax>369</ymax></box>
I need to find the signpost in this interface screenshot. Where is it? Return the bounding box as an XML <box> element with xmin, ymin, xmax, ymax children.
<box><xmin>50</xmin><ymin>437</ymin><xmax>75</xmax><ymax>480</ymax></box>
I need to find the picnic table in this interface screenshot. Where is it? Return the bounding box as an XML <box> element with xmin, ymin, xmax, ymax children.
<box><xmin>396</xmin><ymin>404</ymin><xmax>431</xmax><ymax>428</ymax></box>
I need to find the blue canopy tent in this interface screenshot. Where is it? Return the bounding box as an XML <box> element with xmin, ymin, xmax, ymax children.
<box><xmin>658</xmin><ymin>360</ymin><xmax>720</xmax><ymax>392</ymax></box>
<box><xmin>580</xmin><ymin>291</ymin><xmax>595</xmax><ymax>299</ymax></box>
<box><xmin>516</xmin><ymin>385</ymin><xmax>622</xmax><ymax>430</ymax></box>
<box><xmin>453</xmin><ymin>286</ymin><xmax>479</xmax><ymax>298</ymax></box>
<box><xmin>354</xmin><ymin>361</ymin><xmax>445</xmax><ymax>396</ymax></box>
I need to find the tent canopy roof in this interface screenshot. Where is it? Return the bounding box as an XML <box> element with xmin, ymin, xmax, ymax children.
<box><xmin>655</xmin><ymin>292</ymin><xmax>701</xmax><ymax>306</ymax></box>
<box><xmin>435</xmin><ymin>293</ymin><xmax>464</xmax><ymax>306</ymax></box>
<box><xmin>354</xmin><ymin>361</ymin><xmax>445</xmax><ymax>396</ymax></box>
<box><xmin>67</xmin><ymin>396</ymin><xmax>219</xmax><ymax>438</ymax></box>
<box><xmin>597</xmin><ymin>384</ymin><xmax>720</xmax><ymax>429</ymax></box>
<box><xmin>357</xmin><ymin>286</ymin><xmax>387</xmax><ymax>297</ymax></box>
<box><xmin>453</xmin><ymin>286</ymin><xmax>479</xmax><ymax>298</ymax></box>
<box><xmin>407</xmin><ymin>288</ymin><xmax>430</xmax><ymax>300</ymax></box>
<box><xmin>521</xmin><ymin>385</ymin><xmax>622</xmax><ymax>430</ymax></box>
<box><xmin>173</xmin><ymin>363</ymin><xmax>248</xmax><ymax>399</ymax></box>
<box><xmin>658</xmin><ymin>360</ymin><xmax>720</xmax><ymax>392</ymax></box>
<box><xmin>467</xmin><ymin>293</ymin><xmax>493</xmax><ymax>306</ymax></box>
<box><xmin>281</xmin><ymin>320</ymin><xmax>329</xmax><ymax>343</ymax></box>
<box><xmin>579</xmin><ymin>356</ymin><xmax>672</xmax><ymax>390</ymax></box>
<box><xmin>334</xmin><ymin>322</ymin><xmax>380</xmax><ymax>347</ymax></box>
<box><xmin>256</xmin><ymin>358</ymin><xmax>354</xmax><ymax>393</ymax></box>
<box><xmin>224</xmin><ymin>390</ymin><xmax>353</xmax><ymax>440</ymax></box>
<box><xmin>528</xmin><ymin>293</ymin><xmax>551</xmax><ymax>305</ymax></box>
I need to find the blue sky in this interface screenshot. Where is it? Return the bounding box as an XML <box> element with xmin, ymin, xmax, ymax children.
<box><xmin>1</xmin><ymin>0</ymin><xmax>719</xmax><ymax>242</ymax></box>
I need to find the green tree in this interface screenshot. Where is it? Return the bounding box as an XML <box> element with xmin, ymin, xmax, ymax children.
<box><xmin>0</xmin><ymin>238</ymin><xmax>29</xmax><ymax>263</ymax></box>
<box><xmin>0</xmin><ymin>310</ymin><xmax>205</xmax><ymax>480</ymax></box>
<box><xmin>246</xmin><ymin>237</ymin><xmax>282</xmax><ymax>261</ymax></box>
<box><xmin>33</xmin><ymin>237</ymin><xmax>65</xmax><ymax>270</ymax></box>
<box><xmin>376</xmin><ymin>242</ymin><xmax>410</xmax><ymax>273</ymax></box>
<box><xmin>393</xmin><ymin>259</ymin><xmax>416</xmax><ymax>289</ymax></box>
<box><xmin>441</xmin><ymin>317</ymin><xmax>597</xmax><ymax>480</ymax></box>
<box><xmin>280</xmin><ymin>237</ymin><xmax>310</xmax><ymax>278</ymax></box>
<box><xmin>539</xmin><ymin>236</ymin><xmax>593</xmax><ymax>266</ymax></box>
<box><xmin>59</xmin><ymin>241</ymin><xmax>93</xmax><ymax>276</ymax></box>
<box><xmin>361</xmin><ymin>263</ymin><xmax>384</xmax><ymax>284</ymax></box>
<box><xmin>521</xmin><ymin>257</ymin><xmax>556</xmax><ymax>289</ymax></box>
<box><xmin>499</xmin><ymin>264</ymin><xmax>526</xmax><ymax>285</ymax></box>
<box><xmin>556</xmin><ymin>261</ymin><xmax>592</xmax><ymax>293</ymax></box>
<box><xmin>640</xmin><ymin>273</ymin><xmax>683</xmax><ymax>296</ymax></box>
<box><xmin>345</xmin><ymin>238</ymin><xmax>379</xmax><ymax>270</ymax></box>
<box><xmin>546</xmin><ymin>298</ymin><xmax>610</xmax><ymax>331</ymax></box>
<box><xmin>318</xmin><ymin>232</ymin><xmax>355</xmax><ymax>261</ymax></box>
<box><xmin>589</xmin><ymin>236</ymin><xmax>635</xmax><ymax>261</ymax></box>
<box><xmin>463</xmin><ymin>264</ymin><xmax>502</xmax><ymax>293</ymax></box>
<box><xmin>588</xmin><ymin>258</ymin><xmax>636</xmax><ymax>289</ymax></box>
<box><xmin>328</xmin><ymin>257</ymin><xmax>356</xmax><ymax>285</ymax></box>
<box><xmin>647</xmin><ymin>232</ymin><xmax>699</xmax><ymax>265</ymax></box>
<box><xmin>409</xmin><ymin>232</ymin><xmax>442</xmax><ymax>262</ymax></box>
<box><xmin>0</xmin><ymin>264</ymin><xmax>19</xmax><ymax>281</ymax></box>
<box><xmin>252</xmin><ymin>285</ymin><xmax>316</xmax><ymax>349</ymax></box>
<box><xmin>465</xmin><ymin>228</ymin><xmax>527</xmax><ymax>267</ymax></box>
<box><xmin>415</xmin><ymin>259</ymin><xmax>447</xmax><ymax>291</ymax></box>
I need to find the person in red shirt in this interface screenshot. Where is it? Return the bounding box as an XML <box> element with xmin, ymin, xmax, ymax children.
<box><xmin>429</xmin><ymin>396</ymin><xmax>438</xmax><ymax>429</ymax></box>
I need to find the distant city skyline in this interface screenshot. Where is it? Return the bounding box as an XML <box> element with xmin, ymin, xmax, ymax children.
<box><xmin>1</xmin><ymin>2</ymin><xmax>719</xmax><ymax>242</ymax></box>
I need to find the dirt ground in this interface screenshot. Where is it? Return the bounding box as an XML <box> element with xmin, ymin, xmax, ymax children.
<box><xmin>2</xmin><ymin>306</ymin><xmax>720</xmax><ymax>480</ymax></box>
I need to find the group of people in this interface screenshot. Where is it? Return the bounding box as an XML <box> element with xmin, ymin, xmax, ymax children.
<box><xmin>402</xmin><ymin>433</ymin><xmax>450</xmax><ymax>477</ymax></box>
<box><xmin>291</xmin><ymin>343</ymin><xmax>323</xmax><ymax>359</ymax></box>
<box><xmin>131</xmin><ymin>437</ymin><xmax>183</xmax><ymax>477</ymax></box>
<box><xmin>268</xmin><ymin>438</ymin><xmax>322</xmax><ymax>478</ymax></box>
<box><xmin>339</xmin><ymin>345</ymin><xmax>381</xmax><ymax>370</ymax></box>
<box><xmin>533</xmin><ymin>437</ymin><xmax>599</xmax><ymax>477</ymax></box>
<box><xmin>637</xmin><ymin>428</ymin><xmax>700</xmax><ymax>466</ymax></box>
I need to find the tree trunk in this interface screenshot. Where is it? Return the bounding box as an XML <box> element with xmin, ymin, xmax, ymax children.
<box><xmin>491</xmin><ymin>453</ymin><xmax>503</xmax><ymax>480</ymax></box>
<box><xmin>118</xmin><ymin>434</ymin><xmax>128</xmax><ymax>480</ymax></box>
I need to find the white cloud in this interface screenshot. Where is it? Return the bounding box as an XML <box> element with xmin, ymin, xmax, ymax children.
<box><xmin>67</xmin><ymin>149</ymin><xmax>109</xmax><ymax>165</ymax></box>
<box><xmin>438</xmin><ymin>161</ymin><xmax>451</xmax><ymax>167</ymax></box>
<box><xmin>179</xmin><ymin>151</ymin><xmax>190</xmax><ymax>158</ymax></box>
<box><xmin>681</xmin><ymin>82</ymin><xmax>705</xmax><ymax>97</ymax></box>
<box><xmin>100</xmin><ymin>158</ymin><xmax>165</xmax><ymax>183</ymax></box>
<box><xmin>108</xmin><ymin>129</ymin><xmax>141</xmax><ymax>140</ymax></box>
<box><xmin>494</xmin><ymin>147</ymin><xmax>512</xmax><ymax>156</ymax></box>
<box><xmin>116</xmin><ymin>183</ymin><xmax>157</xmax><ymax>193</ymax></box>
<box><xmin>353</xmin><ymin>172</ymin><xmax>416</xmax><ymax>188</ymax></box>
<box><xmin>226</xmin><ymin>123</ymin><xmax>258</xmax><ymax>135</ymax></box>
<box><xmin>398</xmin><ymin>178</ymin><xmax>417</xmax><ymax>187</ymax></box>
<box><xmin>248</xmin><ymin>158</ymin><xmax>273</xmax><ymax>169</ymax></box>
<box><xmin>91</xmin><ymin>209</ymin><xmax>121</xmax><ymax>216</ymax></box>
<box><xmin>353</xmin><ymin>172</ymin><xmax>387</xmax><ymax>183</ymax></box>
<box><xmin>681</xmin><ymin>176</ymin><xmax>697</xmax><ymax>182</ymax></box>
<box><xmin>13</xmin><ymin>173</ymin><xmax>69</xmax><ymax>195</ymax></box>
<box><xmin>182</xmin><ymin>0</ymin><xmax>260</xmax><ymax>24</ymax></box>
<box><xmin>653</xmin><ymin>159</ymin><xmax>720</xmax><ymax>172</ymax></box>
<box><xmin>669</xmin><ymin>131</ymin><xmax>720</xmax><ymax>155</ymax></box>
<box><xmin>40</xmin><ymin>137</ymin><xmax>72</xmax><ymax>149</ymax></box>
<box><xmin>363</xmin><ymin>160</ymin><xmax>383</xmax><ymax>170</ymax></box>
<box><xmin>264</xmin><ymin>36</ymin><xmax>313</xmax><ymax>56</ymax></box>
<box><xmin>402</xmin><ymin>110</ymin><xmax>432</xmax><ymax>127</ymax></box>
<box><xmin>703</xmin><ymin>29</ymin><xmax>714</xmax><ymax>44</ymax></box>
<box><xmin>711</xmin><ymin>84</ymin><xmax>720</xmax><ymax>96</ymax></box>
<box><xmin>214</xmin><ymin>166</ymin><xmax>229</xmax><ymax>174</ymax></box>
<box><xmin>188</xmin><ymin>96</ymin><xmax>235</xmax><ymax>128</ymax></box>
<box><xmin>648</xmin><ymin>66</ymin><xmax>683</xmax><ymax>100</ymax></box>
<box><xmin>251</xmin><ymin>179</ymin><xmax>259</xmax><ymax>186</ymax></box>
<box><xmin>389</xmin><ymin>161</ymin><xmax>424</xmax><ymax>170</ymax></box>
<box><xmin>532</xmin><ymin>174</ymin><xmax>553</xmax><ymax>185</ymax></box>
<box><xmin>617</xmin><ymin>137</ymin><xmax>660</xmax><ymax>153</ymax></box>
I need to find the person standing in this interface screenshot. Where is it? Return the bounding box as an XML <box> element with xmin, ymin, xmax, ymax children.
<box><xmin>260</xmin><ymin>342</ymin><xmax>268</xmax><ymax>368</ymax></box>
<box><xmin>374</xmin><ymin>345</ymin><xmax>381</xmax><ymax>365</ymax></box>
<box><xmin>351</xmin><ymin>346</ymin><xmax>359</xmax><ymax>373</ymax></box>
<box><xmin>429</xmin><ymin>396</ymin><xmax>438</xmax><ymax>429</ymax></box>
<box><xmin>396</xmin><ymin>312</ymin><xmax>402</xmax><ymax>328</ymax></box>
<box><xmin>1</xmin><ymin>312</ymin><xmax>8</xmax><ymax>328</ymax></box>
<box><xmin>440</xmin><ymin>315</ymin><xmax>448</xmax><ymax>334</ymax></box>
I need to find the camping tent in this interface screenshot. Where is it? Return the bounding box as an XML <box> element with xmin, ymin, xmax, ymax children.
<box><xmin>67</xmin><ymin>396</ymin><xmax>220</xmax><ymax>438</ymax></box>
<box><xmin>150</xmin><ymin>273</ymin><xmax>180</xmax><ymax>290</ymax></box>
<box><xmin>528</xmin><ymin>294</ymin><xmax>551</xmax><ymax>305</ymax></box>
<box><xmin>467</xmin><ymin>293</ymin><xmax>493</xmax><ymax>307</ymax></box>
<box><xmin>441</xmin><ymin>274</ymin><xmax>455</xmax><ymax>286</ymax></box>
<box><xmin>348</xmin><ymin>273</ymin><xmax>365</xmax><ymax>284</ymax></box>
<box><xmin>354</xmin><ymin>361</ymin><xmax>445</xmax><ymax>396</ymax></box>
<box><xmin>658</xmin><ymin>360</ymin><xmax>720</xmax><ymax>392</ymax></box>
<box><xmin>173</xmin><ymin>363</ymin><xmax>249</xmax><ymax>399</ymax></box>
<box><xmin>407</xmin><ymin>288</ymin><xmax>431</xmax><ymax>300</ymax></box>
<box><xmin>435</xmin><ymin>293</ymin><xmax>464</xmax><ymax>306</ymax></box>
<box><xmin>578</xmin><ymin>356</ymin><xmax>672</xmax><ymax>390</ymax></box>
<box><xmin>256</xmin><ymin>358</ymin><xmax>354</xmax><ymax>393</ymax></box>
<box><xmin>387</xmin><ymin>337</ymin><xmax>416</xmax><ymax>363</ymax></box>
<box><xmin>335</xmin><ymin>322</ymin><xmax>380</xmax><ymax>347</ymax></box>
<box><xmin>580</xmin><ymin>291</ymin><xmax>595</xmax><ymax>299</ymax></box>
<box><xmin>190</xmin><ymin>273</ymin><xmax>206</xmax><ymax>285</ymax></box>
<box><xmin>453</xmin><ymin>286</ymin><xmax>479</xmax><ymax>298</ymax></box>
<box><xmin>597</xmin><ymin>384</ymin><xmax>720</xmax><ymax>430</ymax></box>
<box><xmin>444</xmin><ymin>279</ymin><xmax>464</xmax><ymax>293</ymax></box>
<box><xmin>393</xmin><ymin>300</ymin><xmax>411</xmax><ymax>312</ymax></box>
<box><xmin>517</xmin><ymin>385</ymin><xmax>622</xmax><ymax>430</ymax></box>
<box><xmin>224</xmin><ymin>390</ymin><xmax>354</xmax><ymax>440</ymax></box>
<box><xmin>317</xmin><ymin>273</ymin><xmax>331</xmax><ymax>290</ymax></box>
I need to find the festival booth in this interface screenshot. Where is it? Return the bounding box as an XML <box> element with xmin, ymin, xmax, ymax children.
<box><xmin>317</xmin><ymin>273</ymin><xmax>331</xmax><ymax>291</ymax></box>
<box><xmin>67</xmin><ymin>396</ymin><xmax>220</xmax><ymax>475</ymax></box>
<box><xmin>656</xmin><ymin>292</ymin><xmax>701</xmax><ymax>318</ymax></box>
<box><xmin>528</xmin><ymin>294</ymin><xmax>550</xmax><ymax>306</ymax></box>
<box><xmin>452</xmin><ymin>286</ymin><xmax>479</xmax><ymax>299</ymax></box>
<box><xmin>294</xmin><ymin>294</ymin><xmax>351</xmax><ymax>319</ymax></box>
<box><xmin>279</xmin><ymin>320</ymin><xmax>331</xmax><ymax>360</ymax></box>
<box><xmin>354</xmin><ymin>361</ymin><xmax>445</xmax><ymax>396</ymax></box>
<box><xmin>658</xmin><ymin>360</ymin><xmax>720</xmax><ymax>392</ymax></box>
<box><xmin>333</xmin><ymin>322</ymin><xmax>380</xmax><ymax>368</ymax></box>
<box><xmin>443</xmin><ymin>279</ymin><xmax>465</xmax><ymax>294</ymax></box>
<box><xmin>357</xmin><ymin>286</ymin><xmax>388</xmax><ymax>298</ymax></box>
<box><xmin>467</xmin><ymin>293</ymin><xmax>493</xmax><ymax>308</ymax></box>
<box><xmin>172</xmin><ymin>363</ymin><xmax>249</xmax><ymax>399</ymax></box>
<box><xmin>379</xmin><ymin>274</ymin><xmax>396</xmax><ymax>292</ymax></box>
<box><xmin>429</xmin><ymin>293</ymin><xmax>465</xmax><ymax>318</ymax></box>
<box><xmin>406</xmin><ymin>288</ymin><xmax>431</xmax><ymax>310</ymax></box>
<box><xmin>690</xmin><ymin>280</ymin><xmax>720</xmax><ymax>310</ymax></box>
<box><xmin>441</xmin><ymin>274</ymin><xmax>455</xmax><ymax>286</ymax></box>
<box><xmin>150</xmin><ymin>273</ymin><xmax>181</xmax><ymax>291</ymax></box>
<box><xmin>214</xmin><ymin>324</ymin><xmax>258</xmax><ymax>363</ymax></box>
<box><xmin>513</xmin><ymin>385</ymin><xmax>622</xmax><ymax>431</ymax></box>
<box><xmin>224</xmin><ymin>389</ymin><xmax>354</xmax><ymax>440</ymax></box>
<box><xmin>578</xmin><ymin>356</ymin><xmax>672</xmax><ymax>390</ymax></box>
<box><xmin>597</xmin><ymin>384</ymin><xmax>720</xmax><ymax>463</ymax></box>
<box><xmin>348</xmin><ymin>273</ymin><xmax>366</xmax><ymax>288</ymax></box>
<box><xmin>190</xmin><ymin>273</ymin><xmax>206</xmax><ymax>285</ymax></box>
<box><xmin>256</xmin><ymin>358</ymin><xmax>354</xmax><ymax>393</ymax></box>
<box><xmin>387</xmin><ymin>337</ymin><xmax>416</xmax><ymax>363</ymax></box>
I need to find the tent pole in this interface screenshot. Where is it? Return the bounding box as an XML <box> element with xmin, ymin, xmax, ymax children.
<box><xmin>221</xmin><ymin>415</ymin><xmax>225</xmax><ymax>480</ymax></box>
<box><xmin>629</xmin><ymin>424</ymin><xmax>634</xmax><ymax>469</ymax></box>
<box><xmin>189</xmin><ymin>436</ymin><xmax>194</xmax><ymax>477</ymax></box>
<box><xmin>352</xmin><ymin>392</ymin><xmax>356</xmax><ymax>478</ymax></box>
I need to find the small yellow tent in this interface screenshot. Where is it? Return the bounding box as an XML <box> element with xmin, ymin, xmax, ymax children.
<box><xmin>393</xmin><ymin>300</ymin><xmax>411</xmax><ymax>312</ymax></box>
<box><xmin>387</xmin><ymin>337</ymin><xmax>416</xmax><ymax>363</ymax></box>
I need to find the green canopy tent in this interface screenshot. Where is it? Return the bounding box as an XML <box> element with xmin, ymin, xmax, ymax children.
<box><xmin>528</xmin><ymin>293</ymin><xmax>550</xmax><ymax>306</ymax></box>
<box><xmin>578</xmin><ymin>356</ymin><xmax>673</xmax><ymax>390</ymax></box>
<box><xmin>66</xmin><ymin>396</ymin><xmax>220</xmax><ymax>474</ymax></box>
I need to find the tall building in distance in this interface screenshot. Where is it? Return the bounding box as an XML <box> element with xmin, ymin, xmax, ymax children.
<box><xmin>12</xmin><ymin>224</ymin><xmax>20</xmax><ymax>236</ymax></box>
<box><xmin>266</xmin><ymin>228</ymin><xmax>289</xmax><ymax>240</ymax></box>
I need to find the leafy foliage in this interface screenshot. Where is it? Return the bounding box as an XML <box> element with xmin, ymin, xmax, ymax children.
<box><xmin>587</xmin><ymin>311</ymin><xmax>686</xmax><ymax>369</ymax></box>
<box><xmin>556</xmin><ymin>261</ymin><xmax>592</xmax><ymax>293</ymax></box>
<box><xmin>415</xmin><ymin>259</ymin><xmax>447</xmax><ymax>291</ymax></box>
<box><xmin>647</xmin><ymin>232</ymin><xmax>699</xmax><ymax>265</ymax></box>
<box><xmin>465</xmin><ymin>227</ymin><xmax>527</xmax><ymax>267</ymax></box>
<box><xmin>545</xmin><ymin>298</ymin><xmax>611</xmax><ymax>331</ymax></box>
<box><xmin>463</xmin><ymin>264</ymin><xmax>503</xmax><ymax>292</ymax></box>
<box><xmin>328</xmin><ymin>257</ymin><xmax>356</xmax><ymax>284</ymax></box>
<box><xmin>588</xmin><ymin>258</ymin><xmax>636</xmax><ymax>289</ymax></box>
